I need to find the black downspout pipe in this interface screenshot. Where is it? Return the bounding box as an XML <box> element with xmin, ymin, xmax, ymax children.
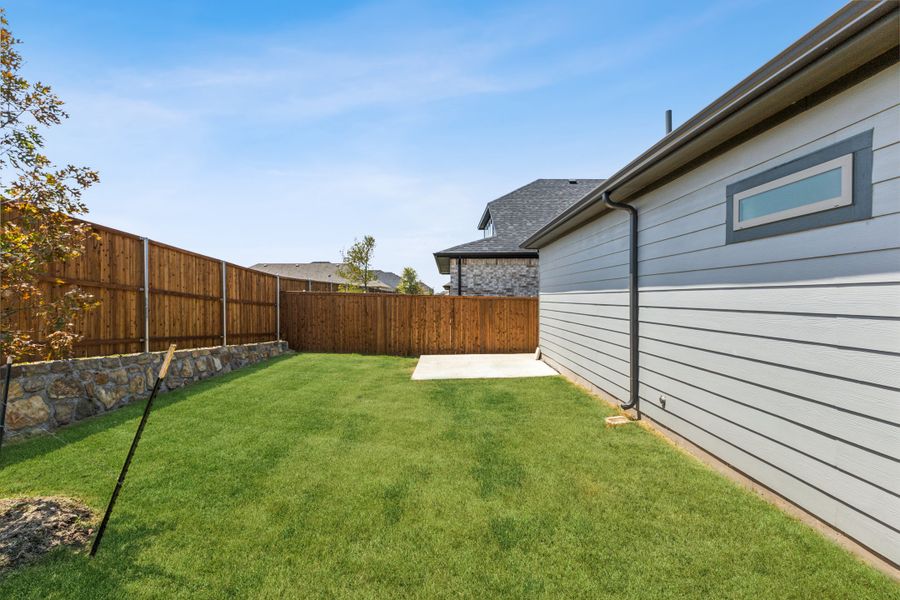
<box><xmin>456</xmin><ymin>256</ymin><xmax>462</xmax><ymax>296</ymax></box>
<box><xmin>602</xmin><ymin>191</ymin><xmax>640</xmax><ymax>418</ymax></box>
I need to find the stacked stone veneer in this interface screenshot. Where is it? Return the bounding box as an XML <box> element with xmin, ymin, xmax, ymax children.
<box><xmin>449</xmin><ymin>257</ymin><xmax>539</xmax><ymax>297</ymax></box>
<box><xmin>4</xmin><ymin>341</ymin><xmax>290</xmax><ymax>438</ymax></box>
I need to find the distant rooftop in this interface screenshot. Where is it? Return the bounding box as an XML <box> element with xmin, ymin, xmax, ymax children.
<box><xmin>433</xmin><ymin>178</ymin><xmax>604</xmax><ymax>273</ymax></box>
<box><xmin>252</xmin><ymin>262</ymin><xmax>432</xmax><ymax>293</ymax></box>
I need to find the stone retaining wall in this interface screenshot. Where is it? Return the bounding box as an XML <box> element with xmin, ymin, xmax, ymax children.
<box><xmin>4</xmin><ymin>341</ymin><xmax>290</xmax><ymax>438</ymax></box>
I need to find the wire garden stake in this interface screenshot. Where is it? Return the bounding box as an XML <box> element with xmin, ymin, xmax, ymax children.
<box><xmin>0</xmin><ymin>356</ymin><xmax>13</xmax><ymax>462</ymax></box>
<box><xmin>90</xmin><ymin>344</ymin><xmax>176</xmax><ymax>557</ymax></box>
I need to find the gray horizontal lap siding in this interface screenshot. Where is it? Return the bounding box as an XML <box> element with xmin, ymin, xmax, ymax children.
<box><xmin>538</xmin><ymin>65</ymin><xmax>900</xmax><ymax>563</ymax></box>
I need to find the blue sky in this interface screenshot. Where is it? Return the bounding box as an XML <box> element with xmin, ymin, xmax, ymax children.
<box><xmin>7</xmin><ymin>0</ymin><xmax>845</xmax><ymax>289</ymax></box>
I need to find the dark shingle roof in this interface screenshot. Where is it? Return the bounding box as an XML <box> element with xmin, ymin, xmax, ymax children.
<box><xmin>373</xmin><ymin>269</ymin><xmax>434</xmax><ymax>294</ymax></box>
<box><xmin>250</xmin><ymin>262</ymin><xmax>394</xmax><ymax>291</ymax></box>
<box><xmin>434</xmin><ymin>179</ymin><xmax>604</xmax><ymax>273</ymax></box>
<box><xmin>251</xmin><ymin>262</ymin><xmax>433</xmax><ymax>293</ymax></box>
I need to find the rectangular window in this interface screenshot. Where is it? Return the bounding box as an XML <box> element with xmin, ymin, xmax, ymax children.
<box><xmin>733</xmin><ymin>154</ymin><xmax>853</xmax><ymax>230</ymax></box>
<box><xmin>725</xmin><ymin>130</ymin><xmax>873</xmax><ymax>244</ymax></box>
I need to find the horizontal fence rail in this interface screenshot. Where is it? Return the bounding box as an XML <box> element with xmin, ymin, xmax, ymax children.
<box><xmin>279</xmin><ymin>278</ymin><xmax>335</xmax><ymax>293</ymax></box>
<box><xmin>280</xmin><ymin>292</ymin><xmax>539</xmax><ymax>356</ymax></box>
<box><xmin>8</xmin><ymin>213</ymin><xmax>539</xmax><ymax>359</ymax></box>
<box><xmin>5</xmin><ymin>217</ymin><xmax>316</xmax><ymax>358</ymax></box>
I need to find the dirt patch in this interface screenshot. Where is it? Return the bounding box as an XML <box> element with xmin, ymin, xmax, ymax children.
<box><xmin>0</xmin><ymin>497</ymin><xmax>94</xmax><ymax>572</ymax></box>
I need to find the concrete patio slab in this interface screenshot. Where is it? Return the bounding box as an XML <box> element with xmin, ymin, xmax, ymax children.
<box><xmin>411</xmin><ymin>353</ymin><xmax>558</xmax><ymax>380</ymax></box>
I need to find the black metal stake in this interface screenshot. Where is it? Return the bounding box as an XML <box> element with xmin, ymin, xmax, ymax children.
<box><xmin>0</xmin><ymin>356</ymin><xmax>13</xmax><ymax>462</ymax></box>
<box><xmin>90</xmin><ymin>344</ymin><xmax>176</xmax><ymax>557</ymax></box>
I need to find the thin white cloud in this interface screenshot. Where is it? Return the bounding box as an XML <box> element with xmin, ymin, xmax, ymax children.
<box><xmin>57</xmin><ymin>1</ymin><xmax>750</xmax><ymax>131</ymax></box>
<box><xmin>38</xmin><ymin>0</ymin><xmax>756</xmax><ymax>290</ymax></box>
<box><xmin>63</xmin><ymin>2</ymin><xmax>568</xmax><ymax>126</ymax></box>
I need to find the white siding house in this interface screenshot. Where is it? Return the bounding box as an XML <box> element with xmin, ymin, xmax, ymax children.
<box><xmin>525</xmin><ymin>3</ymin><xmax>899</xmax><ymax>565</ymax></box>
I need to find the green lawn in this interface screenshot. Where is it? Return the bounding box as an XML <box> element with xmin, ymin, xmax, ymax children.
<box><xmin>0</xmin><ymin>353</ymin><xmax>895</xmax><ymax>599</ymax></box>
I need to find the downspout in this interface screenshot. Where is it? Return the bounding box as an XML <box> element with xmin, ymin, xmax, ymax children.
<box><xmin>602</xmin><ymin>191</ymin><xmax>640</xmax><ymax>418</ymax></box>
<box><xmin>456</xmin><ymin>256</ymin><xmax>462</xmax><ymax>296</ymax></box>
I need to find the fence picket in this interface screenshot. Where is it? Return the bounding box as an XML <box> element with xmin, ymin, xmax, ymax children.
<box><xmin>280</xmin><ymin>292</ymin><xmax>538</xmax><ymax>356</ymax></box>
<box><xmin>7</xmin><ymin>213</ymin><xmax>539</xmax><ymax>359</ymax></box>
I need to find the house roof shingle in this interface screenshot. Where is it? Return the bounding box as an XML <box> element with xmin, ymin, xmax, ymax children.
<box><xmin>433</xmin><ymin>179</ymin><xmax>604</xmax><ymax>273</ymax></box>
<box><xmin>250</xmin><ymin>262</ymin><xmax>394</xmax><ymax>291</ymax></box>
<box><xmin>251</xmin><ymin>262</ymin><xmax>433</xmax><ymax>294</ymax></box>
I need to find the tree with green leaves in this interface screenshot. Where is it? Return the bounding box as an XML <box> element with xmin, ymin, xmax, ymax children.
<box><xmin>396</xmin><ymin>267</ymin><xmax>423</xmax><ymax>295</ymax></box>
<box><xmin>336</xmin><ymin>235</ymin><xmax>377</xmax><ymax>293</ymax></box>
<box><xmin>0</xmin><ymin>10</ymin><xmax>100</xmax><ymax>361</ymax></box>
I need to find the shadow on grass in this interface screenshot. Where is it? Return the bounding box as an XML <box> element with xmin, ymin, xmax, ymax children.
<box><xmin>0</xmin><ymin>354</ymin><xmax>296</xmax><ymax>470</ymax></box>
<box><xmin>0</xmin><ymin>520</ymin><xmax>188</xmax><ymax>597</ymax></box>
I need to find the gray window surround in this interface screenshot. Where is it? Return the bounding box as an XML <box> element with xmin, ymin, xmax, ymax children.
<box><xmin>725</xmin><ymin>129</ymin><xmax>873</xmax><ymax>244</ymax></box>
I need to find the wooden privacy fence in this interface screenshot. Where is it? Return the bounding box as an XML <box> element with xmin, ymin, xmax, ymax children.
<box><xmin>279</xmin><ymin>277</ymin><xmax>336</xmax><ymax>293</ymax></box>
<box><xmin>9</xmin><ymin>215</ymin><xmax>538</xmax><ymax>359</ymax></box>
<box><xmin>8</xmin><ymin>219</ymin><xmax>309</xmax><ymax>358</ymax></box>
<box><xmin>280</xmin><ymin>292</ymin><xmax>539</xmax><ymax>355</ymax></box>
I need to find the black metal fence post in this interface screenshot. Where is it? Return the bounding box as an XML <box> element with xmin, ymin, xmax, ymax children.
<box><xmin>0</xmin><ymin>356</ymin><xmax>13</xmax><ymax>461</ymax></box>
<box><xmin>90</xmin><ymin>344</ymin><xmax>176</xmax><ymax>557</ymax></box>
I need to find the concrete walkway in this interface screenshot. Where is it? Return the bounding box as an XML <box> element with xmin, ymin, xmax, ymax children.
<box><xmin>411</xmin><ymin>353</ymin><xmax>558</xmax><ymax>380</ymax></box>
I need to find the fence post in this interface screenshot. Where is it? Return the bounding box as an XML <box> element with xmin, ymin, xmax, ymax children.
<box><xmin>276</xmin><ymin>275</ymin><xmax>281</xmax><ymax>341</ymax></box>
<box><xmin>142</xmin><ymin>237</ymin><xmax>150</xmax><ymax>353</ymax></box>
<box><xmin>221</xmin><ymin>261</ymin><xmax>227</xmax><ymax>346</ymax></box>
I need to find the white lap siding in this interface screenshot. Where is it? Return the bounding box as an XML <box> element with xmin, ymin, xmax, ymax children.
<box><xmin>538</xmin><ymin>64</ymin><xmax>900</xmax><ymax>563</ymax></box>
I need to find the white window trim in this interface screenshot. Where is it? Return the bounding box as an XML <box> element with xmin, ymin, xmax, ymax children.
<box><xmin>733</xmin><ymin>153</ymin><xmax>853</xmax><ymax>231</ymax></box>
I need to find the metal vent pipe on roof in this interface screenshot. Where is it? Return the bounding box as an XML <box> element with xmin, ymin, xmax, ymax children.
<box><xmin>665</xmin><ymin>109</ymin><xmax>673</xmax><ymax>135</ymax></box>
<box><xmin>601</xmin><ymin>191</ymin><xmax>640</xmax><ymax>417</ymax></box>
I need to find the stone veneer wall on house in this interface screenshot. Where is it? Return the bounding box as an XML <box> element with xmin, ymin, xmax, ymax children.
<box><xmin>448</xmin><ymin>257</ymin><xmax>539</xmax><ymax>297</ymax></box>
<box><xmin>4</xmin><ymin>340</ymin><xmax>290</xmax><ymax>438</ymax></box>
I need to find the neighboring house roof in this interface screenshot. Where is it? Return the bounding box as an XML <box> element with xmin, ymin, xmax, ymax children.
<box><xmin>373</xmin><ymin>269</ymin><xmax>401</xmax><ymax>289</ymax></box>
<box><xmin>374</xmin><ymin>270</ymin><xmax>433</xmax><ymax>293</ymax></box>
<box><xmin>524</xmin><ymin>1</ymin><xmax>898</xmax><ymax>249</ymax></box>
<box><xmin>433</xmin><ymin>179</ymin><xmax>604</xmax><ymax>274</ymax></box>
<box><xmin>251</xmin><ymin>262</ymin><xmax>394</xmax><ymax>292</ymax></box>
<box><xmin>251</xmin><ymin>262</ymin><xmax>433</xmax><ymax>294</ymax></box>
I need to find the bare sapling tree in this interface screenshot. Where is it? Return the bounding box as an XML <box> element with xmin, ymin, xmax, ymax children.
<box><xmin>0</xmin><ymin>9</ymin><xmax>100</xmax><ymax>361</ymax></box>
<box><xmin>336</xmin><ymin>235</ymin><xmax>377</xmax><ymax>293</ymax></box>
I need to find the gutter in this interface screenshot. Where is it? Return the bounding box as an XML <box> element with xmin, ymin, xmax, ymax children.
<box><xmin>434</xmin><ymin>251</ymin><xmax>539</xmax><ymax>259</ymax></box>
<box><xmin>433</xmin><ymin>250</ymin><xmax>539</xmax><ymax>275</ymax></box>
<box><xmin>523</xmin><ymin>1</ymin><xmax>898</xmax><ymax>249</ymax></box>
<box><xmin>602</xmin><ymin>192</ymin><xmax>639</xmax><ymax>416</ymax></box>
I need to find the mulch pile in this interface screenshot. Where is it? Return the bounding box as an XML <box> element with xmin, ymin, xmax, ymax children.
<box><xmin>0</xmin><ymin>497</ymin><xmax>94</xmax><ymax>572</ymax></box>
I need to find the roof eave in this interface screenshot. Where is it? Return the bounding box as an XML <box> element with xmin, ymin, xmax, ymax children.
<box><xmin>523</xmin><ymin>1</ymin><xmax>899</xmax><ymax>249</ymax></box>
<box><xmin>477</xmin><ymin>206</ymin><xmax>492</xmax><ymax>230</ymax></box>
<box><xmin>434</xmin><ymin>250</ymin><xmax>538</xmax><ymax>274</ymax></box>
